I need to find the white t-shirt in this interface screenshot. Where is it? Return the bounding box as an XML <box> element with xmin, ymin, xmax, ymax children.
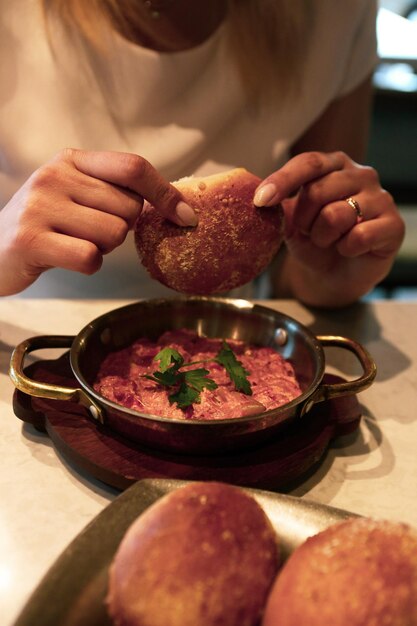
<box><xmin>0</xmin><ymin>0</ymin><xmax>378</xmax><ymax>298</ymax></box>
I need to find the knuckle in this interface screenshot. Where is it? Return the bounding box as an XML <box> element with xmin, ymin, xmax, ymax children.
<box><xmin>29</xmin><ymin>164</ymin><xmax>59</xmax><ymax>191</ymax></box>
<box><xmin>111</xmin><ymin>220</ymin><xmax>129</xmax><ymax>246</ymax></box>
<box><xmin>303</xmin><ymin>178</ymin><xmax>325</xmax><ymax>203</ymax></box>
<box><xmin>125</xmin><ymin>196</ymin><xmax>143</xmax><ymax>222</ymax></box>
<box><xmin>121</xmin><ymin>153</ymin><xmax>149</xmax><ymax>181</ymax></box>
<box><xmin>331</xmin><ymin>150</ymin><xmax>346</xmax><ymax>162</ymax></box>
<box><xmin>102</xmin><ymin>218</ymin><xmax>129</xmax><ymax>251</ymax></box>
<box><xmin>29</xmin><ymin>149</ymin><xmax>80</xmax><ymax>192</ymax></box>
<box><xmin>304</xmin><ymin>151</ymin><xmax>325</xmax><ymax>173</ymax></box>
<box><xmin>78</xmin><ymin>244</ymin><xmax>103</xmax><ymax>275</ymax></box>
<box><xmin>354</xmin><ymin>225</ymin><xmax>371</xmax><ymax>248</ymax></box>
<box><xmin>362</xmin><ymin>165</ymin><xmax>380</xmax><ymax>184</ymax></box>
<box><xmin>311</xmin><ymin>208</ymin><xmax>341</xmax><ymax>243</ymax></box>
<box><xmin>321</xmin><ymin>205</ymin><xmax>340</xmax><ymax>230</ymax></box>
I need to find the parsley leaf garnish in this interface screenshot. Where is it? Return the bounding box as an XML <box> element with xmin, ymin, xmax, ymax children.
<box><xmin>215</xmin><ymin>341</ymin><xmax>253</xmax><ymax>395</ymax></box>
<box><xmin>155</xmin><ymin>347</ymin><xmax>184</xmax><ymax>372</ymax></box>
<box><xmin>183</xmin><ymin>368</ymin><xmax>218</xmax><ymax>392</ymax></box>
<box><xmin>145</xmin><ymin>352</ymin><xmax>218</xmax><ymax>409</ymax></box>
<box><xmin>168</xmin><ymin>382</ymin><xmax>201</xmax><ymax>409</ymax></box>
<box><xmin>144</xmin><ymin>340</ymin><xmax>252</xmax><ymax>409</ymax></box>
<box><xmin>169</xmin><ymin>368</ymin><xmax>217</xmax><ymax>409</ymax></box>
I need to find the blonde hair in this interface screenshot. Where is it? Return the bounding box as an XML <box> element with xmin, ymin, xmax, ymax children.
<box><xmin>41</xmin><ymin>0</ymin><xmax>312</xmax><ymax>103</ymax></box>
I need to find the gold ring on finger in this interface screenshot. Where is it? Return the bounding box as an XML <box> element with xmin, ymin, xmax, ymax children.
<box><xmin>345</xmin><ymin>197</ymin><xmax>364</xmax><ymax>224</ymax></box>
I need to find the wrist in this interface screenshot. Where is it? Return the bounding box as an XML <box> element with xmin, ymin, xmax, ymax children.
<box><xmin>276</xmin><ymin>254</ymin><xmax>367</xmax><ymax>308</ymax></box>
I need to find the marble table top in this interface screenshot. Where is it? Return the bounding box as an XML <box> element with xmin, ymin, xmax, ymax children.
<box><xmin>1</xmin><ymin>298</ymin><xmax>417</xmax><ymax>625</ymax></box>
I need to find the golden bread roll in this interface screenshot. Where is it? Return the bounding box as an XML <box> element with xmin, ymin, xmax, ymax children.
<box><xmin>107</xmin><ymin>481</ymin><xmax>280</xmax><ymax>626</ymax></box>
<box><xmin>262</xmin><ymin>517</ymin><xmax>417</xmax><ymax>626</ymax></box>
<box><xmin>134</xmin><ymin>168</ymin><xmax>283</xmax><ymax>294</ymax></box>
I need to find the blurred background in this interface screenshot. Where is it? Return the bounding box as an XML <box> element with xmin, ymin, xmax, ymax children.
<box><xmin>367</xmin><ymin>0</ymin><xmax>417</xmax><ymax>299</ymax></box>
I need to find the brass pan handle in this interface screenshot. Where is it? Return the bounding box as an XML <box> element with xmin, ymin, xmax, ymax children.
<box><xmin>301</xmin><ymin>335</ymin><xmax>377</xmax><ymax>415</ymax></box>
<box><xmin>9</xmin><ymin>335</ymin><xmax>104</xmax><ymax>423</ymax></box>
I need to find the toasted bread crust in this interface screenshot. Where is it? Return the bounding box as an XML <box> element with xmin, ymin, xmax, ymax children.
<box><xmin>263</xmin><ymin>517</ymin><xmax>417</xmax><ymax>626</ymax></box>
<box><xmin>135</xmin><ymin>168</ymin><xmax>283</xmax><ymax>294</ymax></box>
<box><xmin>107</xmin><ymin>481</ymin><xmax>280</xmax><ymax>626</ymax></box>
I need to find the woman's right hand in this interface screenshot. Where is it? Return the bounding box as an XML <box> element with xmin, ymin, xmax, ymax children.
<box><xmin>0</xmin><ymin>149</ymin><xmax>197</xmax><ymax>296</ymax></box>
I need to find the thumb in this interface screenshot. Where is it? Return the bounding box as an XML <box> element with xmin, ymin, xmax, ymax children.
<box><xmin>64</xmin><ymin>149</ymin><xmax>198</xmax><ymax>226</ymax></box>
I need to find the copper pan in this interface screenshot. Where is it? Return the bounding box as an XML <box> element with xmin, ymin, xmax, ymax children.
<box><xmin>9</xmin><ymin>297</ymin><xmax>376</xmax><ymax>455</ymax></box>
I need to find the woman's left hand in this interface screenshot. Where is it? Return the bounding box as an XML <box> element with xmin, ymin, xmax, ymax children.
<box><xmin>254</xmin><ymin>151</ymin><xmax>405</xmax><ymax>306</ymax></box>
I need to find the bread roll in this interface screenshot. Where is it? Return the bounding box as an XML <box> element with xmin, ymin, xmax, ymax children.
<box><xmin>107</xmin><ymin>481</ymin><xmax>280</xmax><ymax>626</ymax></box>
<box><xmin>134</xmin><ymin>168</ymin><xmax>283</xmax><ymax>294</ymax></box>
<box><xmin>262</xmin><ymin>517</ymin><xmax>417</xmax><ymax>626</ymax></box>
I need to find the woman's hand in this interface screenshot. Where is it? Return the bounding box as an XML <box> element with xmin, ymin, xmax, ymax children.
<box><xmin>0</xmin><ymin>149</ymin><xmax>197</xmax><ymax>296</ymax></box>
<box><xmin>254</xmin><ymin>151</ymin><xmax>405</xmax><ymax>307</ymax></box>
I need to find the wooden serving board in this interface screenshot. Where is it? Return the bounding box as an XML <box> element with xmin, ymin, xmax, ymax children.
<box><xmin>13</xmin><ymin>352</ymin><xmax>362</xmax><ymax>491</ymax></box>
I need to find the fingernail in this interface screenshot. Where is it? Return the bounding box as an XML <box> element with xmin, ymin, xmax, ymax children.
<box><xmin>175</xmin><ymin>201</ymin><xmax>198</xmax><ymax>227</ymax></box>
<box><xmin>253</xmin><ymin>183</ymin><xmax>278</xmax><ymax>207</ymax></box>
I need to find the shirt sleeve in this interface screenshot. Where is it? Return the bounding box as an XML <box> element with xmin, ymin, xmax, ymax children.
<box><xmin>339</xmin><ymin>0</ymin><xmax>379</xmax><ymax>96</ymax></box>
